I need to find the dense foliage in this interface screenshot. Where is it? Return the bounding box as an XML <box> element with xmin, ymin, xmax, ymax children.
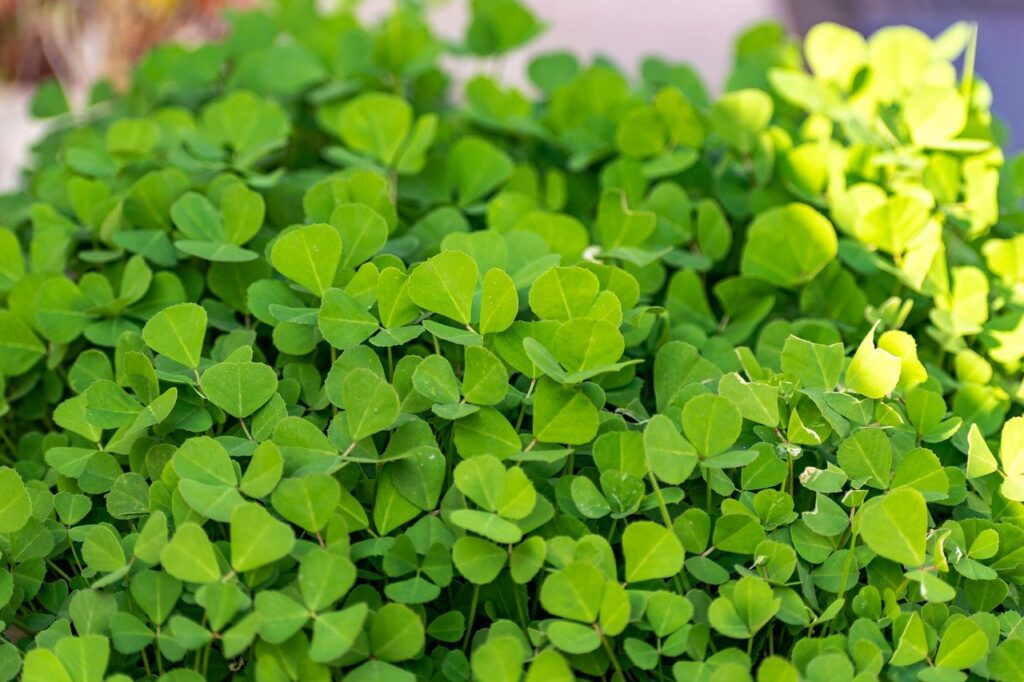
<box><xmin>0</xmin><ymin>1</ymin><xmax>1022</xmax><ymax>680</ymax></box>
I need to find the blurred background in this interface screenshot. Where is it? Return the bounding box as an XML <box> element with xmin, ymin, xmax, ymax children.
<box><xmin>1</xmin><ymin>0</ymin><xmax>1019</xmax><ymax>190</ymax></box>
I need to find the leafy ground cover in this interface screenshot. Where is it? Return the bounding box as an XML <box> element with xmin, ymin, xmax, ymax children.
<box><xmin>0</xmin><ymin>1</ymin><xmax>1022</xmax><ymax>680</ymax></box>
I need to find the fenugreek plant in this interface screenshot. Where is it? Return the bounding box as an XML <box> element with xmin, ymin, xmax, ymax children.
<box><xmin>0</xmin><ymin>1</ymin><xmax>1021</xmax><ymax>680</ymax></box>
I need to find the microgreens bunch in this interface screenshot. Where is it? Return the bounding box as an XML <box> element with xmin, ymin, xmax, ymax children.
<box><xmin>0</xmin><ymin>1</ymin><xmax>1022</xmax><ymax>681</ymax></box>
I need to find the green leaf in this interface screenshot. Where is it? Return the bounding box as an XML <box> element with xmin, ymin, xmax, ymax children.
<box><xmin>528</xmin><ymin>266</ymin><xmax>599</xmax><ymax>322</ymax></box>
<box><xmin>310</xmin><ymin>603</ymin><xmax>368</xmax><ymax>663</ymax></box>
<box><xmin>552</xmin><ymin>318</ymin><xmax>624</xmax><ymax>373</ymax></box>
<box><xmin>391</xmin><ymin>446</ymin><xmax>445</xmax><ymax>510</ymax></box>
<box><xmin>408</xmin><ymin>250</ymin><xmax>478</xmax><ymax>325</ymax></box>
<box><xmin>853</xmin><ymin>196</ymin><xmax>930</xmax><ymax>255</ymax></box>
<box><xmin>845</xmin><ymin>323</ymin><xmax>901</xmax><ymax>399</ymax></box>
<box><xmin>271</xmin><ymin>474</ymin><xmax>340</xmax><ymax>533</ymax></box>
<box><xmin>596</xmin><ymin>189</ymin><xmax>657</xmax><ymax>249</ymax></box>
<box><xmin>343</xmin><ymin>368</ymin><xmax>400</xmax><ymax>440</ymax></box>
<box><xmin>221</xmin><ymin>183</ymin><xmax>265</xmax><ymax>245</ymax></box>
<box><xmin>172</xmin><ymin>191</ymin><xmax>222</xmax><ymax>242</ymax></box>
<box><xmin>547</xmin><ymin>620</ymin><xmax>600</xmax><ymax>654</ymax></box>
<box><xmin>22</xmin><ymin>648</ymin><xmax>72</xmax><ymax>682</ymax></box>
<box><xmin>622</xmin><ymin>521</ymin><xmax>684</xmax><ymax>582</ymax></box>
<box><xmin>201</xmin><ymin>90</ymin><xmax>291</xmax><ymax>166</ymax></box>
<box><xmin>370</xmin><ymin>603</ymin><xmax>424</xmax><ymax>662</ymax></box>
<box><xmin>453</xmin><ymin>536</ymin><xmax>507</xmax><ymax>584</ymax></box>
<box><xmin>448</xmin><ymin>136</ymin><xmax>514</xmax><ymax>206</ymax></box>
<box><xmin>142</xmin><ymin>303</ymin><xmax>207</xmax><ymax>369</ymax></box>
<box><xmin>891</xmin><ymin>447</ymin><xmax>948</xmax><ymax>500</ymax></box>
<box><xmin>525</xmin><ymin>650</ymin><xmax>574</xmax><ymax>682</ymax></box>
<box><xmin>450</xmin><ymin>509</ymin><xmax>522</xmax><ymax>543</ymax></box>
<box><xmin>805</xmin><ymin>22</ymin><xmax>866</xmax><ymax>88</ymax></box>
<box><xmin>271</xmin><ymin>223</ymin><xmax>342</xmax><ymax>297</ymax></box>
<box><xmin>470</xmin><ymin>634</ymin><xmax>527</xmax><ymax>682</ymax></box>
<box><xmin>374</xmin><ymin>468</ymin><xmax>421</xmax><ymax>536</ymax></box>
<box><xmin>718</xmin><ymin>373</ymin><xmax>779</xmax><ymax>427</ymax></box>
<box><xmin>301</xmin><ymin>548</ymin><xmax>357</xmax><ymax>611</ymax></box>
<box><xmin>338</xmin><ymin>93</ymin><xmax>412</xmax><ymax>165</ymax></box>
<box><xmin>83</xmin><ymin>525</ymin><xmax>126</xmax><ymax>573</ymax></box>
<box><xmin>466</xmin><ymin>0</ymin><xmax>543</xmax><ymax>56</ymax></box>
<box><xmin>134</xmin><ymin>511</ymin><xmax>167</xmax><ymax>564</ymax></box>
<box><xmin>201</xmin><ymin>360</ymin><xmax>278</xmax><ymax>418</ymax></box>
<box><xmin>0</xmin><ymin>309</ymin><xmax>45</xmax><ymax>376</ymax></box>
<box><xmin>780</xmin><ymin>336</ymin><xmax>844</xmax><ymax>391</ymax></box>
<box><xmin>858</xmin><ymin>488</ymin><xmax>927</xmax><ymax>567</ymax></box>
<box><xmin>35</xmin><ymin>277</ymin><xmax>93</xmax><ymax>343</ymax></box>
<box><xmin>55</xmin><ymin>634</ymin><xmax>110</xmax><ymax>682</ymax></box>
<box><xmin>454</xmin><ymin>455</ymin><xmax>505</xmax><ymax>511</ymax></box>
<box><xmin>644</xmin><ymin>415</ymin><xmax>698</xmax><ymax>485</ymax></box>
<box><xmin>740</xmin><ymin>204</ymin><xmax>837</xmax><ymax>287</ymax></box>
<box><xmin>0</xmin><ymin>467</ymin><xmax>31</xmax><ymax>533</ymax></box>
<box><xmin>540</xmin><ymin>563</ymin><xmax>605</xmax><ymax>622</ymax></box>
<box><xmin>230</xmin><ymin>501</ymin><xmax>295</xmax><ymax>572</ymax></box>
<box><xmin>454</xmin><ymin>407</ymin><xmax>522</xmax><ymax>460</ymax></box>
<box><xmin>616</xmin><ymin>104</ymin><xmax>666</xmax><ymax>157</ymax></box>
<box><xmin>682</xmin><ymin>394</ymin><xmax>742</xmax><ymax>458</ymax></box>
<box><xmin>480</xmin><ymin>268</ymin><xmax>519</xmax><ymax>334</ymax></box>
<box><xmin>934</xmin><ymin>615</ymin><xmax>989</xmax><ymax>669</ymax></box>
<box><xmin>131</xmin><ymin>570</ymin><xmax>181</xmax><ymax>625</ymax></box>
<box><xmin>837</xmin><ymin>428</ymin><xmax>892</xmax><ymax>488</ymax></box>
<box><xmin>497</xmin><ymin>466</ymin><xmax>536</xmax><ymax>519</ymax></box>
<box><xmin>712</xmin><ymin>89</ymin><xmax>773</xmax><ymax>153</ymax></box>
<box><xmin>173</xmin><ymin>436</ymin><xmax>237</xmax><ymax>487</ymax></box>
<box><xmin>318</xmin><ymin>288</ymin><xmax>378</xmax><ymax>350</ymax></box>
<box><xmin>532</xmin><ymin>377</ymin><xmax>600</xmax><ymax>445</ymax></box>
<box><xmin>159</xmin><ymin>522</ymin><xmax>222</xmax><ymax>583</ymax></box>
<box><xmin>332</xmin><ymin>203</ymin><xmax>389</xmax><ymax>269</ymax></box>
<box><xmin>254</xmin><ymin>590</ymin><xmax>309</xmax><ymax>643</ymax></box>
<box><xmin>412</xmin><ymin>355</ymin><xmax>461</xmax><ymax>405</ymax></box>
<box><xmin>240</xmin><ymin>441</ymin><xmax>284</xmax><ymax>498</ymax></box>
<box><xmin>713</xmin><ymin>515</ymin><xmax>765</xmax><ymax>554</ymax></box>
<box><xmin>462</xmin><ymin>346</ymin><xmax>509</xmax><ymax>405</ymax></box>
<box><xmin>708</xmin><ymin>576</ymin><xmax>780</xmax><ymax>639</ymax></box>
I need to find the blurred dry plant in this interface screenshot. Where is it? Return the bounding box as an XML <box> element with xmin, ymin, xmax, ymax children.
<box><xmin>0</xmin><ymin>0</ymin><xmax>254</xmax><ymax>103</ymax></box>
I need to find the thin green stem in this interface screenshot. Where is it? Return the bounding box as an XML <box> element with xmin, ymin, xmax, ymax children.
<box><xmin>787</xmin><ymin>454</ymin><xmax>795</xmax><ymax>497</ymax></box>
<box><xmin>462</xmin><ymin>584</ymin><xmax>480</xmax><ymax>653</ymax></box>
<box><xmin>648</xmin><ymin>471</ymin><xmax>673</xmax><ymax>529</ymax></box>
<box><xmin>140</xmin><ymin>647</ymin><xmax>152</xmax><ymax>677</ymax></box>
<box><xmin>513</xmin><ymin>584</ymin><xmax>529</xmax><ymax>632</ymax></box>
<box><xmin>46</xmin><ymin>559</ymin><xmax>73</xmax><ymax>582</ymax></box>
<box><xmin>647</xmin><ymin>470</ymin><xmax>690</xmax><ymax>592</ymax></box>
<box><xmin>562</xmin><ymin>447</ymin><xmax>575</xmax><ymax>476</ymax></box>
<box><xmin>830</xmin><ymin>506</ymin><xmax>860</xmax><ymax>634</ymax></box>
<box><xmin>0</xmin><ymin>425</ymin><xmax>16</xmax><ymax>459</ymax></box>
<box><xmin>239</xmin><ymin>418</ymin><xmax>253</xmax><ymax>441</ymax></box>
<box><xmin>600</xmin><ymin>628</ymin><xmax>626</xmax><ymax>680</ymax></box>
<box><xmin>330</xmin><ymin>346</ymin><xmax>339</xmax><ymax>417</ymax></box>
<box><xmin>515</xmin><ymin>379</ymin><xmax>536</xmax><ymax>430</ymax></box>
<box><xmin>192</xmin><ymin>368</ymin><xmax>207</xmax><ymax>399</ymax></box>
<box><xmin>606</xmin><ymin>518</ymin><xmax>618</xmax><ymax>542</ymax></box>
<box><xmin>201</xmin><ymin>638</ymin><xmax>213</xmax><ymax>678</ymax></box>
<box><xmin>66</xmin><ymin>530</ymin><xmax>87</xmax><ymax>582</ymax></box>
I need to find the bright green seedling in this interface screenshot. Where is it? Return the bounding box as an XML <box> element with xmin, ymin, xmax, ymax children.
<box><xmin>0</xmin><ymin>3</ymin><xmax>1017</xmax><ymax>680</ymax></box>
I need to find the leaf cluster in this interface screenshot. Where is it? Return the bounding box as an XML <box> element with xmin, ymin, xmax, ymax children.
<box><xmin>0</xmin><ymin>4</ymin><xmax>1022</xmax><ymax>682</ymax></box>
